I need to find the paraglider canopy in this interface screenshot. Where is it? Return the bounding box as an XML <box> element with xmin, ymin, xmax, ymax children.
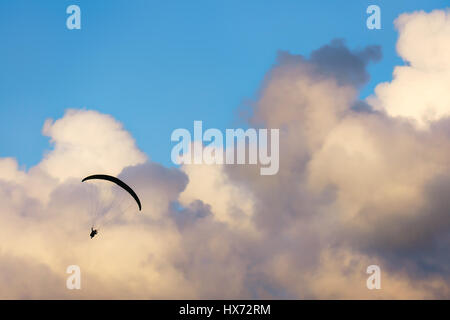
<box><xmin>82</xmin><ymin>174</ymin><xmax>142</xmax><ymax>211</ymax></box>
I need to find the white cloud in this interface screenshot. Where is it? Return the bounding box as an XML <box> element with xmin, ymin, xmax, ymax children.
<box><xmin>1</xmin><ymin>9</ymin><xmax>450</xmax><ymax>299</ymax></box>
<box><xmin>368</xmin><ymin>9</ymin><xmax>450</xmax><ymax>129</ymax></box>
<box><xmin>40</xmin><ymin>109</ymin><xmax>147</xmax><ymax>182</ymax></box>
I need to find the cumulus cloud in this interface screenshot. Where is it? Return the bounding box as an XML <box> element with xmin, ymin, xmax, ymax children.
<box><xmin>40</xmin><ymin>109</ymin><xmax>147</xmax><ymax>181</ymax></box>
<box><xmin>1</xmin><ymin>9</ymin><xmax>450</xmax><ymax>299</ymax></box>
<box><xmin>179</xmin><ymin>159</ymin><xmax>256</xmax><ymax>232</ymax></box>
<box><xmin>368</xmin><ymin>9</ymin><xmax>450</xmax><ymax>129</ymax></box>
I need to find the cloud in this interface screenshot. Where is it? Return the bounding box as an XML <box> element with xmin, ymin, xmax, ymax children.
<box><xmin>310</xmin><ymin>38</ymin><xmax>382</xmax><ymax>87</ymax></box>
<box><xmin>40</xmin><ymin>109</ymin><xmax>147</xmax><ymax>182</ymax></box>
<box><xmin>1</xmin><ymin>9</ymin><xmax>450</xmax><ymax>299</ymax></box>
<box><xmin>368</xmin><ymin>9</ymin><xmax>450</xmax><ymax>129</ymax></box>
<box><xmin>179</xmin><ymin>158</ymin><xmax>256</xmax><ymax>232</ymax></box>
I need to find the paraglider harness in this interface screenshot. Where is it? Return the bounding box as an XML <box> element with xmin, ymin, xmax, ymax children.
<box><xmin>90</xmin><ymin>227</ymin><xmax>98</xmax><ymax>239</ymax></box>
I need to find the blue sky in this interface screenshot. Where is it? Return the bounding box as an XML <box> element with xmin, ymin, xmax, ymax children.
<box><xmin>0</xmin><ymin>0</ymin><xmax>447</xmax><ymax>168</ymax></box>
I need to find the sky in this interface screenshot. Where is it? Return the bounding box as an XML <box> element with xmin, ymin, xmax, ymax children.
<box><xmin>0</xmin><ymin>1</ymin><xmax>450</xmax><ymax>299</ymax></box>
<box><xmin>0</xmin><ymin>0</ymin><xmax>447</xmax><ymax>168</ymax></box>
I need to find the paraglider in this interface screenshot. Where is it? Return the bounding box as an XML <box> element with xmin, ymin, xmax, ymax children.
<box><xmin>82</xmin><ymin>174</ymin><xmax>142</xmax><ymax>239</ymax></box>
<box><xmin>82</xmin><ymin>174</ymin><xmax>142</xmax><ymax>210</ymax></box>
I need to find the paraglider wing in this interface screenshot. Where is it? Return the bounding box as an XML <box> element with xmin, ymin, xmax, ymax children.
<box><xmin>82</xmin><ymin>174</ymin><xmax>142</xmax><ymax>211</ymax></box>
